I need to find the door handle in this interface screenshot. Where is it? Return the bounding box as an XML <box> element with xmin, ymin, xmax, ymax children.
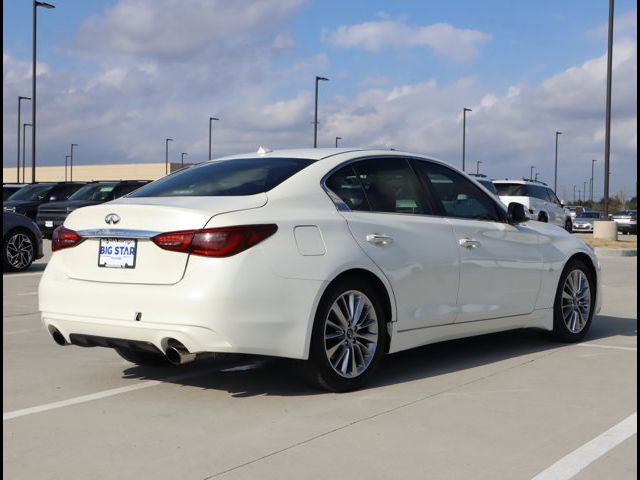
<box><xmin>459</xmin><ymin>238</ymin><xmax>481</xmax><ymax>249</ymax></box>
<box><xmin>366</xmin><ymin>234</ymin><xmax>394</xmax><ymax>246</ymax></box>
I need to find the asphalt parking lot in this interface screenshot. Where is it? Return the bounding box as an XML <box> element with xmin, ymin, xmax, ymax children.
<box><xmin>3</xmin><ymin>240</ymin><xmax>637</xmax><ymax>480</ymax></box>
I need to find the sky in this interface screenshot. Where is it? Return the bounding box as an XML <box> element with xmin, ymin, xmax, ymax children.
<box><xmin>2</xmin><ymin>0</ymin><xmax>637</xmax><ymax>201</ymax></box>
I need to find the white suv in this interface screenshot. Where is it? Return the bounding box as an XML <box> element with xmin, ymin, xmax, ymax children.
<box><xmin>493</xmin><ymin>179</ymin><xmax>572</xmax><ymax>232</ymax></box>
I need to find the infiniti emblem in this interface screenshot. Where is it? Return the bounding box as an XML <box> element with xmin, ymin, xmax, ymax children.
<box><xmin>105</xmin><ymin>213</ymin><xmax>121</xmax><ymax>225</ymax></box>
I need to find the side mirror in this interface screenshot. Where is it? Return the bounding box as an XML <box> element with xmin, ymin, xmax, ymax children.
<box><xmin>508</xmin><ymin>202</ymin><xmax>529</xmax><ymax>224</ymax></box>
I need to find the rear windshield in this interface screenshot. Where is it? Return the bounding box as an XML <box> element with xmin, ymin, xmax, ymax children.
<box><xmin>130</xmin><ymin>158</ymin><xmax>314</xmax><ymax>197</ymax></box>
<box><xmin>6</xmin><ymin>184</ymin><xmax>54</xmax><ymax>201</ymax></box>
<box><xmin>68</xmin><ymin>183</ymin><xmax>117</xmax><ymax>201</ymax></box>
<box><xmin>494</xmin><ymin>183</ymin><xmax>526</xmax><ymax>196</ymax></box>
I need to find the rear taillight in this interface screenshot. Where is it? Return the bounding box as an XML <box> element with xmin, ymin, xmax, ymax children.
<box><xmin>52</xmin><ymin>226</ymin><xmax>84</xmax><ymax>251</ymax></box>
<box><xmin>152</xmin><ymin>224</ymin><xmax>278</xmax><ymax>257</ymax></box>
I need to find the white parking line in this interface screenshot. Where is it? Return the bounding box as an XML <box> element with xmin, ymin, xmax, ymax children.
<box><xmin>578</xmin><ymin>343</ymin><xmax>637</xmax><ymax>352</ymax></box>
<box><xmin>3</xmin><ymin>365</ymin><xmax>221</xmax><ymax>421</ymax></box>
<box><xmin>3</xmin><ymin>291</ymin><xmax>38</xmax><ymax>297</ymax></box>
<box><xmin>531</xmin><ymin>412</ymin><xmax>637</xmax><ymax>480</ymax></box>
<box><xmin>2</xmin><ymin>272</ymin><xmax>44</xmax><ymax>278</ymax></box>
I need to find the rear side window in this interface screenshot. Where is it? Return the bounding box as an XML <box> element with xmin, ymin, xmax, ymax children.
<box><xmin>325</xmin><ymin>166</ymin><xmax>369</xmax><ymax>211</ymax></box>
<box><xmin>415</xmin><ymin>162</ymin><xmax>501</xmax><ymax>221</ymax></box>
<box><xmin>494</xmin><ymin>183</ymin><xmax>526</xmax><ymax>196</ymax></box>
<box><xmin>131</xmin><ymin>158</ymin><xmax>314</xmax><ymax>197</ymax></box>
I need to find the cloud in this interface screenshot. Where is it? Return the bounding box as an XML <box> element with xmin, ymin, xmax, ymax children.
<box><xmin>327</xmin><ymin>19</ymin><xmax>492</xmax><ymax>61</ymax></box>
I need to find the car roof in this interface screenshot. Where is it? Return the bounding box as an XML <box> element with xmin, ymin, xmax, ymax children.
<box><xmin>492</xmin><ymin>179</ymin><xmax>549</xmax><ymax>186</ymax></box>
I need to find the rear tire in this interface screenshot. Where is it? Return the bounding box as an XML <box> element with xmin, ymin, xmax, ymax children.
<box><xmin>302</xmin><ymin>278</ymin><xmax>387</xmax><ymax>392</ymax></box>
<box><xmin>115</xmin><ymin>348</ymin><xmax>169</xmax><ymax>366</ymax></box>
<box><xmin>551</xmin><ymin>259</ymin><xmax>595</xmax><ymax>342</ymax></box>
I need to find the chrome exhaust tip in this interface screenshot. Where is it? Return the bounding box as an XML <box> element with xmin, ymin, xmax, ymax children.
<box><xmin>165</xmin><ymin>343</ymin><xmax>197</xmax><ymax>365</ymax></box>
<box><xmin>50</xmin><ymin>328</ymin><xmax>67</xmax><ymax>346</ymax></box>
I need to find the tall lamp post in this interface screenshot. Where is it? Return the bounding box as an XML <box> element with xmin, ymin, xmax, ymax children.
<box><xmin>573</xmin><ymin>185</ymin><xmax>577</xmax><ymax>203</ymax></box>
<box><xmin>65</xmin><ymin>155</ymin><xmax>70</xmax><ymax>181</ymax></box>
<box><xmin>476</xmin><ymin>160</ymin><xmax>482</xmax><ymax>175</ymax></box>
<box><xmin>22</xmin><ymin>123</ymin><xmax>32</xmax><ymax>183</ymax></box>
<box><xmin>583</xmin><ymin>181</ymin><xmax>588</xmax><ymax>203</ymax></box>
<box><xmin>335</xmin><ymin>136</ymin><xmax>342</xmax><ymax>148</ymax></box>
<box><xmin>208</xmin><ymin>117</ymin><xmax>218</xmax><ymax>160</ymax></box>
<box><xmin>554</xmin><ymin>131</ymin><xmax>562</xmax><ymax>192</ymax></box>
<box><xmin>313</xmin><ymin>76</ymin><xmax>329</xmax><ymax>148</ymax></box>
<box><xmin>165</xmin><ymin>138</ymin><xmax>173</xmax><ymax>175</ymax></box>
<box><xmin>591</xmin><ymin>159</ymin><xmax>598</xmax><ymax>202</ymax></box>
<box><xmin>69</xmin><ymin>143</ymin><xmax>78</xmax><ymax>181</ymax></box>
<box><xmin>603</xmin><ymin>0</ymin><xmax>615</xmax><ymax>216</ymax></box>
<box><xmin>530</xmin><ymin>165</ymin><xmax>535</xmax><ymax>180</ymax></box>
<box><xmin>462</xmin><ymin>107</ymin><xmax>472</xmax><ymax>172</ymax></box>
<box><xmin>17</xmin><ymin>96</ymin><xmax>31</xmax><ymax>182</ymax></box>
<box><xmin>181</xmin><ymin>152</ymin><xmax>188</xmax><ymax>167</ymax></box>
<box><xmin>31</xmin><ymin>1</ymin><xmax>56</xmax><ymax>184</ymax></box>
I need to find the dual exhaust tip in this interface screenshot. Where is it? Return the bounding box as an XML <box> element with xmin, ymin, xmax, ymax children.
<box><xmin>49</xmin><ymin>328</ymin><xmax>196</xmax><ymax>366</ymax></box>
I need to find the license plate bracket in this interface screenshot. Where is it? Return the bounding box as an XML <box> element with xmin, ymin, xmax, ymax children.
<box><xmin>98</xmin><ymin>238</ymin><xmax>137</xmax><ymax>269</ymax></box>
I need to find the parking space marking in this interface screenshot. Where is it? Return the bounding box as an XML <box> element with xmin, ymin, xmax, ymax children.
<box><xmin>2</xmin><ymin>271</ymin><xmax>44</xmax><ymax>278</ymax></box>
<box><xmin>530</xmin><ymin>412</ymin><xmax>637</xmax><ymax>480</ymax></box>
<box><xmin>3</xmin><ymin>365</ymin><xmax>221</xmax><ymax>421</ymax></box>
<box><xmin>3</xmin><ymin>291</ymin><xmax>38</xmax><ymax>297</ymax></box>
<box><xmin>578</xmin><ymin>343</ymin><xmax>637</xmax><ymax>352</ymax></box>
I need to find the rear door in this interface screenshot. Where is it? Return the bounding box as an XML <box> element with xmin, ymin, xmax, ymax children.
<box><xmin>413</xmin><ymin>160</ymin><xmax>543</xmax><ymax>322</ymax></box>
<box><xmin>326</xmin><ymin>157</ymin><xmax>460</xmax><ymax>330</ymax></box>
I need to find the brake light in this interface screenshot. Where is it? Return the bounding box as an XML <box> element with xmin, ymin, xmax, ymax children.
<box><xmin>52</xmin><ymin>226</ymin><xmax>84</xmax><ymax>251</ymax></box>
<box><xmin>152</xmin><ymin>224</ymin><xmax>278</xmax><ymax>257</ymax></box>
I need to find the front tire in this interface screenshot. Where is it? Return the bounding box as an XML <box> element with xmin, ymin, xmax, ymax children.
<box><xmin>3</xmin><ymin>229</ymin><xmax>35</xmax><ymax>272</ymax></box>
<box><xmin>552</xmin><ymin>259</ymin><xmax>595</xmax><ymax>342</ymax></box>
<box><xmin>304</xmin><ymin>279</ymin><xmax>387</xmax><ymax>392</ymax></box>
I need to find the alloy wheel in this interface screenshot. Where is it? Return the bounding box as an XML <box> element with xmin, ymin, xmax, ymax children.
<box><xmin>561</xmin><ymin>269</ymin><xmax>591</xmax><ymax>333</ymax></box>
<box><xmin>323</xmin><ymin>290</ymin><xmax>379</xmax><ymax>378</ymax></box>
<box><xmin>6</xmin><ymin>232</ymin><xmax>34</xmax><ymax>271</ymax></box>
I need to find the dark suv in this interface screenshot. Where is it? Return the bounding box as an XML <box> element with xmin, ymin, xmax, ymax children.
<box><xmin>3</xmin><ymin>182</ymin><xmax>87</xmax><ymax>220</ymax></box>
<box><xmin>36</xmin><ymin>180</ymin><xmax>149</xmax><ymax>237</ymax></box>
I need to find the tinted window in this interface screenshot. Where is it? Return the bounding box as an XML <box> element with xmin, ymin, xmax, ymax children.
<box><xmin>477</xmin><ymin>179</ymin><xmax>498</xmax><ymax>195</ymax></box>
<box><xmin>546</xmin><ymin>188</ymin><xmax>561</xmax><ymax>205</ymax></box>
<box><xmin>131</xmin><ymin>158</ymin><xmax>313</xmax><ymax>197</ymax></box>
<box><xmin>325</xmin><ymin>166</ymin><xmax>369</xmax><ymax>211</ymax></box>
<box><xmin>6</xmin><ymin>184</ymin><xmax>55</xmax><ymax>201</ymax></box>
<box><xmin>52</xmin><ymin>184</ymin><xmax>85</xmax><ymax>200</ymax></box>
<box><xmin>415</xmin><ymin>162</ymin><xmax>501</xmax><ymax>221</ymax></box>
<box><xmin>494</xmin><ymin>183</ymin><xmax>526</xmax><ymax>196</ymax></box>
<box><xmin>528</xmin><ymin>185</ymin><xmax>549</xmax><ymax>200</ymax></box>
<box><xmin>352</xmin><ymin>158</ymin><xmax>428</xmax><ymax>214</ymax></box>
<box><xmin>580</xmin><ymin>212</ymin><xmax>601</xmax><ymax>218</ymax></box>
<box><xmin>112</xmin><ymin>183</ymin><xmax>146</xmax><ymax>198</ymax></box>
<box><xmin>69</xmin><ymin>183</ymin><xmax>117</xmax><ymax>201</ymax></box>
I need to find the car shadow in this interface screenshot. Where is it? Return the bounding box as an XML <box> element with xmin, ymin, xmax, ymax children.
<box><xmin>119</xmin><ymin>314</ymin><xmax>636</xmax><ymax>398</ymax></box>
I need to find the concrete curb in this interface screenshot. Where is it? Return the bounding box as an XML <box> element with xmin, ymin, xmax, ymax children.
<box><xmin>594</xmin><ymin>248</ymin><xmax>637</xmax><ymax>257</ymax></box>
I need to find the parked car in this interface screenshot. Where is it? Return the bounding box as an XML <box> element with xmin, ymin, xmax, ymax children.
<box><xmin>565</xmin><ymin>205</ymin><xmax>587</xmax><ymax>220</ymax></box>
<box><xmin>3</xmin><ymin>183</ymin><xmax>27</xmax><ymax>200</ymax></box>
<box><xmin>3</xmin><ymin>182</ymin><xmax>86</xmax><ymax>220</ymax></box>
<box><xmin>467</xmin><ymin>173</ymin><xmax>499</xmax><ymax>197</ymax></box>
<box><xmin>40</xmin><ymin>149</ymin><xmax>600</xmax><ymax>392</ymax></box>
<box><xmin>612</xmin><ymin>210</ymin><xmax>637</xmax><ymax>234</ymax></box>
<box><xmin>3</xmin><ymin>212</ymin><xmax>44</xmax><ymax>272</ymax></box>
<box><xmin>493</xmin><ymin>179</ymin><xmax>573</xmax><ymax>232</ymax></box>
<box><xmin>572</xmin><ymin>211</ymin><xmax>604</xmax><ymax>233</ymax></box>
<box><xmin>36</xmin><ymin>180</ymin><xmax>150</xmax><ymax>238</ymax></box>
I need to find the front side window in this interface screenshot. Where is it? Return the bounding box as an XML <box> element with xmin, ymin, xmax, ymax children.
<box><xmin>131</xmin><ymin>158</ymin><xmax>314</xmax><ymax>197</ymax></box>
<box><xmin>415</xmin><ymin>161</ymin><xmax>502</xmax><ymax>221</ymax></box>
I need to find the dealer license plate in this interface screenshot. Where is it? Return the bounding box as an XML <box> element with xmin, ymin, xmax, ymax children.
<box><xmin>45</xmin><ymin>221</ymin><xmax>53</xmax><ymax>228</ymax></box>
<box><xmin>98</xmin><ymin>238</ymin><xmax>137</xmax><ymax>269</ymax></box>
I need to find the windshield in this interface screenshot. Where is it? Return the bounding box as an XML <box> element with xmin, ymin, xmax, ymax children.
<box><xmin>130</xmin><ymin>158</ymin><xmax>314</xmax><ymax>197</ymax></box>
<box><xmin>68</xmin><ymin>183</ymin><xmax>116</xmax><ymax>201</ymax></box>
<box><xmin>579</xmin><ymin>212</ymin><xmax>601</xmax><ymax>219</ymax></box>
<box><xmin>614</xmin><ymin>210</ymin><xmax>636</xmax><ymax>216</ymax></box>
<box><xmin>6</xmin><ymin>184</ymin><xmax>54</xmax><ymax>201</ymax></box>
<box><xmin>477</xmin><ymin>179</ymin><xmax>498</xmax><ymax>194</ymax></box>
<box><xmin>494</xmin><ymin>183</ymin><xmax>526</xmax><ymax>196</ymax></box>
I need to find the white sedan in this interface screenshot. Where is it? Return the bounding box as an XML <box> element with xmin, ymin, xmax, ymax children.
<box><xmin>40</xmin><ymin>149</ymin><xmax>601</xmax><ymax>391</ymax></box>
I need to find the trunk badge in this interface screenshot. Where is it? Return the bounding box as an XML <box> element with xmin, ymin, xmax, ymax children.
<box><xmin>105</xmin><ymin>213</ymin><xmax>121</xmax><ymax>225</ymax></box>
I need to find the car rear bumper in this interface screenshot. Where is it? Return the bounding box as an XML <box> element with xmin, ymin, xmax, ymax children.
<box><xmin>39</xmin><ymin>253</ymin><xmax>324</xmax><ymax>360</ymax></box>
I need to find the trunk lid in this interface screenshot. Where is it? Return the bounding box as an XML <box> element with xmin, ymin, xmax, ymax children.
<box><xmin>58</xmin><ymin>194</ymin><xmax>267</xmax><ymax>284</ymax></box>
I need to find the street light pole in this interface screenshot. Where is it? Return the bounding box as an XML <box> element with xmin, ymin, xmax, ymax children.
<box><xmin>70</xmin><ymin>143</ymin><xmax>78</xmax><ymax>181</ymax></box>
<box><xmin>573</xmin><ymin>185</ymin><xmax>577</xmax><ymax>203</ymax></box>
<box><xmin>603</xmin><ymin>0</ymin><xmax>615</xmax><ymax>216</ymax></box>
<box><xmin>31</xmin><ymin>1</ymin><xmax>56</xmax><ymax>184</ymax></box>
<box><xmin>22</xmin><ymin>124</ymin><xmax>32</xmax><ymax>183</ymax></box>
<box><xmin>313</xmin><ymin>76</ymin><xmax>329</xmax><ymax>148</ymax></box>
<box><xmin>65</xmin><ymin>155</ymin><xmax>70</xmax><ymax>181</ymax></box>
<box><xmin>165</xmin><ymin>138</ymin><xmax>173</xmax><ymax>175</ymax></box>
<box><xmin>208</xmin><ymin>117</ymin><xmax>218</xmax><ymax>160</ymax></box>
<box><xmin>530</xmin><ymin>166</ymin><xmax>535</xmax><ymax>180</ymax></box>
<box><xmin>17</xmin><ymin>96</ymin><xmax>31</xmax><ymax>183</ymax></box>
<box><xmin>181</xmin><ymin>152</ymin><xmax>188</xmax><ymax>167</ymax></box>
<box><xmin>462</xmin><ymin>108</ymin><xmax>472</xmax><ymax>172</ymax></box>
<box><xmin>476</xmin><ymin>160</ymin><xmax>482</xmax><ymax>175</ymax></box>
<box><xmin>591</xmin><ymin>159</ymin><xmax>598</xmax><ymax>202</ymax></box>
<box><xmin>583</xmin><ymin>181</ymin><xmax>587</xmax><ymax>203</ymax></box>
<box><xmin>335</xmin><ymin>136</ymin><xmax>342</xmax><ymax>148</ymax></box>
<box><xmin>554</xmin><ymin>131</ymin><xmax>562</xmax><ymax>192</ymax></box>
